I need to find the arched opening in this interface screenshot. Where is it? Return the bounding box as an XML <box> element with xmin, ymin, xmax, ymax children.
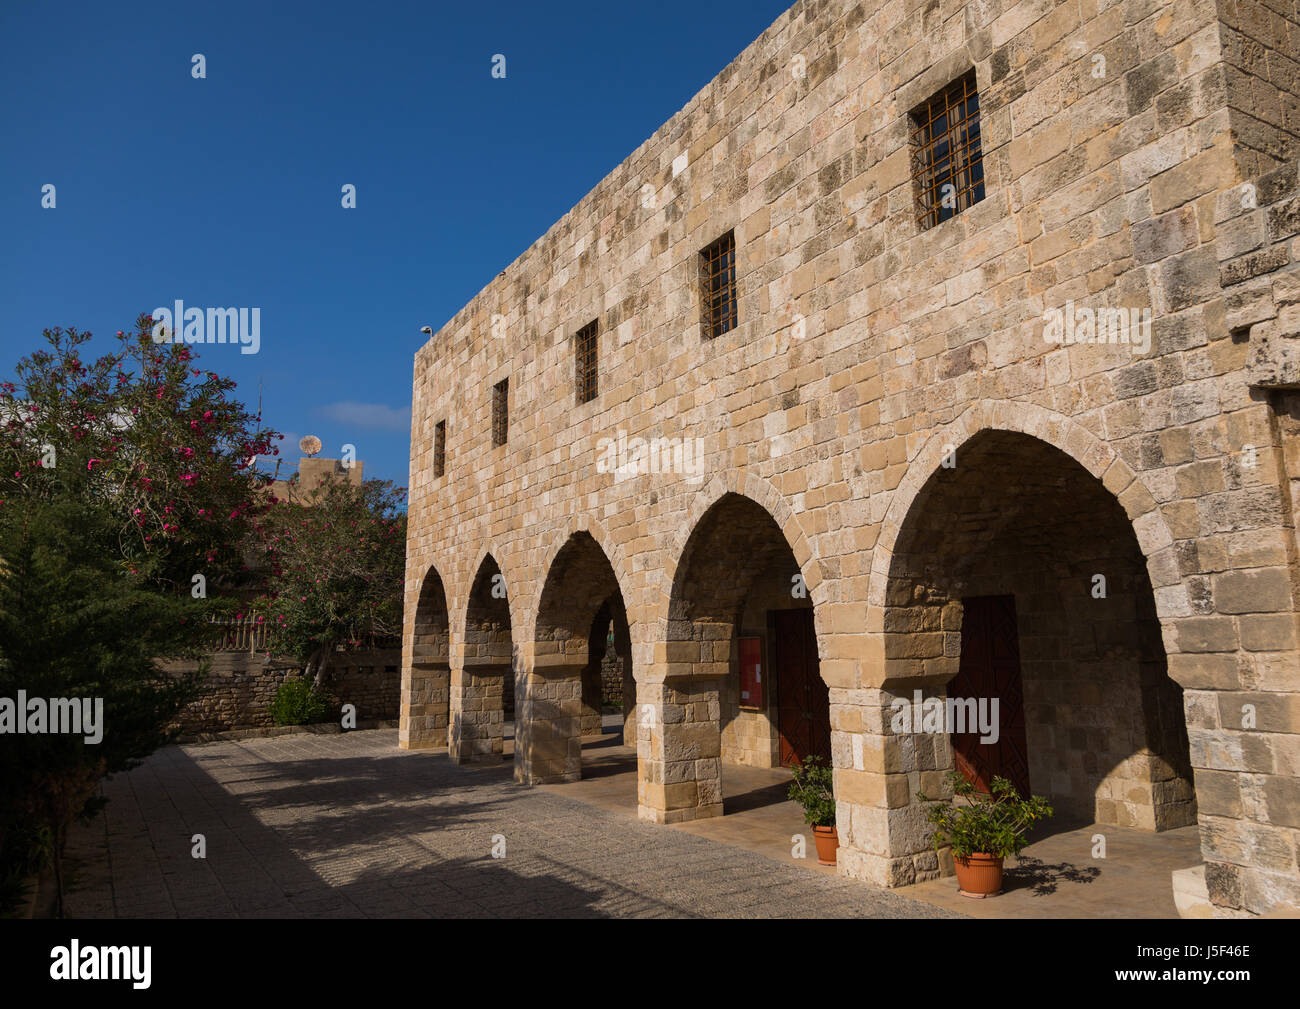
<box><xmin>584</xmin><ymin>597</ymin><xmax>635</xmax><ymax>746</ymax></box>
<box><xmin>882</xmin><ymin>430</ymin><xmax>1196</xmax><ymax>833</ymax></box>
<box><xmin>400</xmin><ymin>564</ymin><xmax>451</xmax><ymax>750</ymax></box>
<box><xmin>523</xmin><ymin>532</ymin><xmax>633</xmax><ymax>784</ymax></box>
<box><xmin>451</xmin><ymin>554</ymin><xmax>514</xmax><ymax>764</ymax></box>
<box><xmin>648</xmin><ymin>492</ymin><xmax>829</xmax><ymax>823</ymax></box>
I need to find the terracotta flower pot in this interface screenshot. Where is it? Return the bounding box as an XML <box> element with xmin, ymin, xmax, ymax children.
<box><xmin>813</xmin><ymin>825</ymin><xmax>839</xmax><ymax>866</ymax></box>
<box><xmin>953</xmin><ymin>852</ymin><xmax>1004</xmax><ymax>897</ymax></box>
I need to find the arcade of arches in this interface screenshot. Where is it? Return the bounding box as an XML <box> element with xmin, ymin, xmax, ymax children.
<box><xmin>400</xmin><ymin>430</ymin><xmax>1258</xmax><ymax>909</ymax></box>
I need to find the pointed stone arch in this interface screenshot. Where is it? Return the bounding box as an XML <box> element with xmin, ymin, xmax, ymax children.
<box><xmin>399</xmin><ymin>560</ymin><xmax>452</xmax><ymax>750</ymax></box>
<box><xmin>640</xmin><ymin>485</ymin><xmax>832</xmax><ymax>824</ymax></box>
<box><xmin>868</xmin><ymin>400</ymin><xmax>1183</xmax><ymax>626</ymax></box>
<box><xmin>657</xmin><ymin>469</ymin><xmax>830</xmax><ymax>644</ymax></box>
<box><xmin>517</xmin><ymin>528</ymin><xmax>634</xmax><ymax>784</ymax></box>
<box><xmin>838</xmin><ymin>402</ymin><xmax>1199</xmax><ymax>888</ymax></box>
<box><xmin>450</xmin><ymin>551</ymin><xmax>515</xmax><ymax>764</ymax></box>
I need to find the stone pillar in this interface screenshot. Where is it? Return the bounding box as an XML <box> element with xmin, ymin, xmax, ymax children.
<box><xmin>399</xmin><ymin>660</ymin><xmax>450</xmax><ymax>749</ymax></box>
<box><xmin>834</xmin><ymin>687</ymin><xmax>953</xmax><ymax>887</ymax></box>
<box><xmin>833</xmin><ymin>609</ymin><xmax>958</xmax><ymax>887</ymax></box>
<box><xmin>514</xmin><ymin>658</ymin><xmax>585</xmax><ymax>784</ymax></box>
<box><xmin>580</xmin><ymin>662</ymin><xmax>603</xmax><ymax>737</ymax></box>
<box><xmin>637</xmin><ymin>677</ymin><xmax>723</xmax><ymax>824</ymax></box>
<box><xmin>622</xmin><ymin>659</ymin><xmax>637</xmax><ymax>746</ymax></box>
<box><xmin>449</xmin><ymin>661</ymin><xmax>506</xmax><ymax>764</ymax></box>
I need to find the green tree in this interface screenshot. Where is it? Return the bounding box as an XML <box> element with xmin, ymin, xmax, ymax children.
<box><xmin>250</xmin><ymin>476</ymin><xmax>406</xmax><ymax>687</ymax></box>
<box><xmin>0</xmin><ymin>316</ymin><xmax>279</xmax><ymax>914</ymax></box>
<box><xmin>0</xmin><ymin>316</ymin><xmax>279</xmax><ymax>592</ymax></box>
<box><xmin>0</xmin><ymin>494</ymin><xmax>203</xmax><ymax>914</ymax></box>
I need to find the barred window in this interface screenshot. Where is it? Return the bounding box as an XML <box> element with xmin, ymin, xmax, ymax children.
<box><xmin>434</xmin><ymin>420</ymin><xmax>446</xmax><ymax>478</ymax></box>
<box><xmin>699</xmin><ymin>231</ymin><xmax>738</xmax><ymax>338</ymax></box>
<box><xmin>575</xmin><ymin>319</ymin><xmax>598</xmax><ymax>404</ymax></box>
<box><xmin>491</xmin><ymin>378</ymin><xmax>508</xmax><ymax>447</ymax></box>
<box><xmin>910</xmin><ymin>70</ymin><xmax>985</xmax><ymax>230</ymax></box>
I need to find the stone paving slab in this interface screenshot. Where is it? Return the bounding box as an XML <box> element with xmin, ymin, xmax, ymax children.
<box><xmin>62</xmin><ymin>729</ymin><xmax>960</xmax><ymax>919</ymax></box>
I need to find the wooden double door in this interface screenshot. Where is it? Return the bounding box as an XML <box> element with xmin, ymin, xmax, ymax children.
<box><xmin>772</xmin><ymin>609</ymin><xmax>831</xmax><ymax>766</ymax></box>
<box><xmin>950</xmin><ymin>594</ymin><xmax>1031</xmax><ymax>796</ymax></box>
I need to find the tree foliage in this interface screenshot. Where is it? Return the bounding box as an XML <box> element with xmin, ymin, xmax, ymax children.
<box><xmin>249</xmin><ymin>475</ymin><xmax>406</xmax><ymax>686</ymax></box>
<box><xmin>0</xmin><ymin>316</ymin><xmax>279</xmax><ymax>592</ymax></box>
<box><xmin>0</xmin><ymin>317</ymin><xmax>278</xmax><ymax>914</ymax></box>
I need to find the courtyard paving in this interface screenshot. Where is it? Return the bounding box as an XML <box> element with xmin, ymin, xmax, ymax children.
<box><xmin>62</xmin><ymin>727</ymin><xmax>960</xmax><ymax>919</ymax></box>
<box><xmin>548</xmin><ymin>726</ymin><xmax>1204</xmax><ymax>918</ymax></box>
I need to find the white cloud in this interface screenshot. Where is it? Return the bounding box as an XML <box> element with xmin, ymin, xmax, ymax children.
<box><xmin>316</xmin><ymin>401</ymin><xmax>411</xmax><ymax>432</ymax></box>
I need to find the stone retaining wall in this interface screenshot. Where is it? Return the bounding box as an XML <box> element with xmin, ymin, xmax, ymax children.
<box><xmin>166</xmin><ymin>649</ymin><xmax>401</xmax><ymax>736</ymax></box>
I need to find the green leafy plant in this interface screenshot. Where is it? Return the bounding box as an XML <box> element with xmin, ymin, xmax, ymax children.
<box><xmin>249</xmin><ymin>476</ymin><xmax>406</xmax><ymax>687</ymax></box>
<box><xmin>787</xmin><ymin>755</ymin><xmax>836</xmax><ymax>828</ymax></box>
<box><xmin>918</xmin><ymin>772</ymin><xmax>1054</xmax><ymax>859</ymax></box>
<box><xmin>0</xmin><ymin>318</ymin><xmax>273</xmax><ymax>915</ymax></box>
<box><xmin>269</xmin><ymin>679</ymin><xmax>330</xmax><ymax>726</ymax></box>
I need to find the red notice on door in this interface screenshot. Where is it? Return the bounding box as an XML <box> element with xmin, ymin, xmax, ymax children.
<box><xmin>739</xmin><ymin>637</ymin><xmax>762</xmax><ymax>708</ymax></box>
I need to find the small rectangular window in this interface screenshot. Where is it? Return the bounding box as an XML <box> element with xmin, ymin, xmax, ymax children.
<box><xmin>575</xmin><ymin>319</ymin><xmax>599</xmax><ymax>404</ymax></box>
<box><xmin>910</xmin><ymin>70</ymin><xmax>985</xmax><ymax>230</ymax></box>
<box><xmin>699</xmin><ymin>231</ymin><xmax>738</xmax><ymax>338</ymax></box>
<box><xmin>434</xmin><ymin>420</ymin><xmax>446</xmax><ymax>478</ymax></box>
<box><xmin>492</xmin><ymin>378</ymin><xmax>508</xmax><ymax>447</ymax></box>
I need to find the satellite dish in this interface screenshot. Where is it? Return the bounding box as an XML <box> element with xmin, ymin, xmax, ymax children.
<box><xmin>299</xmin><ymin>435</ymin><xmax>322</xmax><ymax>457</ymax></box>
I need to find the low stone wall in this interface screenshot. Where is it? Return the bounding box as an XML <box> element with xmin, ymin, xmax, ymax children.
<box><xmin>599</xmin><ymin>650</ymin><xmax>623</xmax><ymax>706</ymax></box>
<box><xmin>165</xmin><ymin>649</ymin><xmax>401</xmax><ymax>737</ymax></box>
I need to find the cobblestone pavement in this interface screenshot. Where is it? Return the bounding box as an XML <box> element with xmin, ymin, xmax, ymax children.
<box><xmin>63</xmin><ymin>729</ymin><xmax>960</xmax><ymax>918</ymax></box>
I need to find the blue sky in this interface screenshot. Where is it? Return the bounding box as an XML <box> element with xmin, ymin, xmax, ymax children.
<box><xmin>0</xmin><ymin>0</ymin><xmax>793</xmax><ymax>491</ymax></box>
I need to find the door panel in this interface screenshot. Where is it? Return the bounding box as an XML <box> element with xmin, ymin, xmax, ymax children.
<box><xmin>773</xmin><ymin>609</ymin><xmax>830</xmax><ymax>766</ymax></box>
<box><xmin>950</xmin><ymin>594</ymin><xmax>1030</xmax><ymax>796</ymax></box>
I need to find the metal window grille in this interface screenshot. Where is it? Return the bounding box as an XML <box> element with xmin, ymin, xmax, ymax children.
<box><xmin>575</xmin><ymin>319</ymin><xmax>599</xmax><ymax>404</ymax></box>
<box><xmin>492</xmin><ymin>378</ymin><xmax>508</xmax><ymax>446</ymax></box>
<box><xmin>699</xmin><ymin>231</ymin><xmax>738</xmax><ymax>338</ymax></box>
<box><xmin>434</xmin><ymin>420</ymin><xmax>446</xmax><ymax>478</ymax></box>
<box><xmin>911</xmin><ymin>71</ymin><xmax>985</xmax><ymax>230</ymax></box>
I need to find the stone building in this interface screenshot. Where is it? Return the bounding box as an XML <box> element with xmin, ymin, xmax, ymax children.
<box><xmin>402</xmin><ymin>0</ymin><xmax>1300</xmax><ymax>916</ymax></box>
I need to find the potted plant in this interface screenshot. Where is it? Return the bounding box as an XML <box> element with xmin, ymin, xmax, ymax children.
<box><xmin>918</xmin><ymin>772</ymin><xmax>1053</xmax><ymax>897</ymax></box>
<box><xmin>788</xmin><ymin>755</ymin><xmax>838</xmax><ymax>866</ymax></box>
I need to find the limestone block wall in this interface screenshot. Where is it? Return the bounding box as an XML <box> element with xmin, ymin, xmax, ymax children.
<box><xmin>167</xmin><ymin>649</ymin><xmax>401</xmax><ymax>736</ymax></box>
<box><xmin>403</xmin><ymin>0</ymin><xmax>1300</xmax><ymax>915</ymax></box>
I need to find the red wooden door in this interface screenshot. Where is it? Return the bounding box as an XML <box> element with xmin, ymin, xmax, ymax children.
<box><xmin>773</xmin><ymin>609</ymin><xmax>830</xmax><ymax>765</ymax></box>
<box><xmin>950</xmin><ymin>594</ymin><xmax>1030</xmax><ymax>796</ymax></box>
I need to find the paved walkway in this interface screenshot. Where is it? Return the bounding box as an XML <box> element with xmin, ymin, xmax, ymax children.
<box><xmin>543</xmin><ymin>730</ymin><xmax>1202</xmax><ymax>918</ymax></box>
<box><xmin>63</xmin><ymin>729</ymin><xmax>958</xmax><ymax>919</ymax></box>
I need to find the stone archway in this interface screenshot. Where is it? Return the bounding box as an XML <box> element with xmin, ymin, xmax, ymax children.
<box><xmin>399</xmin><ymin>563</ymin><xmax>451</xmax><ymax>750</ymax></box>
<box><xmin>858</xmin><ymin>427</ymin><xmax>1196</xmax><ymax>885</ymax></box>
<box><xmin>451</xmin><ymin>554</ymin><xmax>514</xmax><ymax>764</ymax></box>
<box><xmin>584</xmin><ymin>597</ymin><xmax>635</xmax><ymax>745</ymax></box>
<box><xmin>520</xmin><ymin>531</ymin><xmax>632</xmax><ymax>784</ymax></box>
<box><xmin>640</xmin><ymin>491</ymin><xmax>829</xmax><ymax>824</ymax></box>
